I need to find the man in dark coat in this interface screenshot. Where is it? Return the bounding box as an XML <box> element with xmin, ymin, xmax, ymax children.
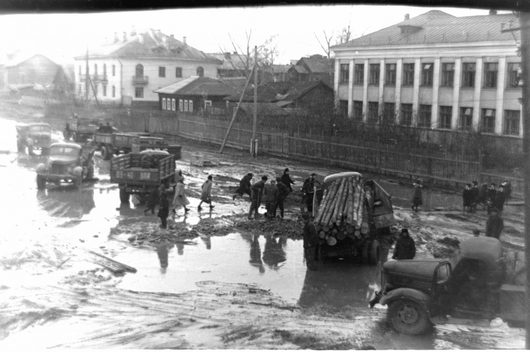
<box><xmin>280</xmin><ymin>168</ymin><xmax>295</xmax><ymax>193</ymax></box>
<box><xmin>494</xmin><ymin>184</ymin><xmax>506</xmax><ymax>212</ymax></box>
<box><xmin>263</xmin><ymin>180</ymin><xmax>279</xmax><ymax>219</ymax></box>
<box><xmin>486</xmin><ymin>208</ymin><xmax>504</xmax><ymax>239</ymax></box>
<box><xmin>302</xmin><ymin>214</ymin><xmax>320</xmax><ymax>270</ymax></box>
<box><xmin>392</xmin><ymin>229</ymin><xmax>416</xmax><ymax>260</ymax></box>
<box><xmin>462</xmin><ymin>184</ymin><xmax>473</xmax><ymax>212</ymax></box>
<box><xmin>276</xmin><ymin>177</ymin><xmax>290</xmax><ymax>219</ymax></box>
<box><xmin>302</xmin><ymin>173</ymin><xmax>320</xmax><ymax>214</ymax></box>
<box><xmin>486</xmin><ymin>183</ymin><xmax>497</xmax><ymax>213</ymax></box>
<box><xmin>157</xmin><ymin>182</ymin><xmax>171</xmax><ymax>229</ymax></box>
<box><xmin>248</xmin><ymin>176</ymin><xmax>268</xmax><ymax>219</ymax></box>
<box><xmin>233</xmin><ymin>173</ymin><xmax>253</xmax><ymax>200</ymax></box>
<box><xmin>470</xmin><ymin>181</ymin><xmax>479</xmax><ymax>212</ymax></box>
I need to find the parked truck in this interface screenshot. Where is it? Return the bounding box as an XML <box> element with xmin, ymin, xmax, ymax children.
<box><xmin>93</xmin><ymin>131</ymin><xmax>173</xmax><ymax>161</ymax></box>
<box><xmin>36</xmin><ymin>142</ymin><xmax>95</xmax><ymax>189</ymax></box>
<box><xmin>64</xmin><ymin>117</ymin><xmax>104</xmax><ymax>143</ymax></box>
<box><xmin>110</xmin><ymin>150</ymin><xmax>176</xmax><ymax>203</ymax></box>
<box><xmin>370</xmin><ymin>236</ymin><xmax>525</xmax><ymax>335</ymax></box>
<box><xmin>309</xmin><ymin>172</ymin><xmax>395</xmax><ymax>266</ymax></box>
<box><xmin>16</xmin><ymin>122</ymin><xmax>52</xmax><ymax>155</ymax></box>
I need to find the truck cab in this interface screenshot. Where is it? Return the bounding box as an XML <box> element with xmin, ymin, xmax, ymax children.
<box><xmin>16</xmin><ymin>122</ymin><xmax>52</xmax><ymax>155</ymax></box>
<box><xmin>36</xmin><ymin>142</ymin><xmax>95</xmax><ymax>189</ymax></box>
<box><xmin>371</xmin><ymin>237</ymin><xmax>524</xmax><ymax>335</ymax></box>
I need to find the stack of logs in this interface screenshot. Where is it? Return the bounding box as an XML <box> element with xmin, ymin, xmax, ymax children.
<box><xmin>313</xmin><ymin>176</ymin><xmax>365</xmax><ymax>245</ymax></box>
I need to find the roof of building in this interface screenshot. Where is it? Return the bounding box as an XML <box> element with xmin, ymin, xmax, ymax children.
<box><xmin>333</xmin><ymin>11</ymin><xmax>520</xmax><ymax>49</ymax></box>
<box><xmin>208</xmin><ymin>52</ymin><xmax>251</xmax><ymax>72</ymax></box>
<box><xmin>296</xmin><ymin>54</ymin><xmax>334</xmax><ymax>73</ymax></box>
<box><xmin>77</xmin><ymin>29</ymin><xmax>221</xmax><ymax>63</ymax></box>
<box><xmin>238</xmin><ymin>102</ymin><xmax>291</xmax><ymax>116</ymax></box>
<box><xmin>225</xmin><ymin>80</ymin><xmax>332</xmax><ymax>103</ymax></box>
<box><xmin>155</xmin><ymin>76</ymin><xmax>246</xmax><ymax>97</ymax></box>
<box><xmin>271</xmin><ymin>64</ymin><xmax>291</xmax><ymax>73</ymax></box>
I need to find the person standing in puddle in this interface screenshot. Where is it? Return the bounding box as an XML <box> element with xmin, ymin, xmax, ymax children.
<box><xmin>198</xmin><ymin>175</ymin><xmax>214</xmax><ymax>211</ymax></box>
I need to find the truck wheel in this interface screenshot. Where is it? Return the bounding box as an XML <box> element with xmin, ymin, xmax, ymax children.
<box><xmin>119</xmin><ymin>188</ymin><xmax>130</xmax><ymax>203</ymax></box>
<box><xmin>36</xmin><ymin>175</ymin><xmax>46</xmax><ymax>190</ymax></box>
<box><xmin>369</xmin><ymin>239</ymin><xmax>380</xmax><ymax>265</ymax></box>
<box><xmin>388</xmin><ymin>299</ymin><xmax>432</xmax><ymax>335</ymax></box>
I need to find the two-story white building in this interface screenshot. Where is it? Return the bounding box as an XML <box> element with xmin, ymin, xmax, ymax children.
<box><xmin>74</xmin><ymin>29</ymin><xmax>221</xmax><ymax>105</ymax></box>
<box><xmin>332</xmin><ymin>10</ymin><xmax>522</xmax><ymax>138</ymax></box>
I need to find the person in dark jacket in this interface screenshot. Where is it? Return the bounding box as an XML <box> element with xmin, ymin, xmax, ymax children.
<box><xmin>477</xmin><ymin>183</ymin><xmax>488</xmax><ymax>208</ymax></box>
<box><xmin>280</xmin><ymin>168</ymin><xmax>294</xmax><ymax>193</ymax></box>
<box><xmin>462</xmin><ymin>184</ymin><xmax>473</xmax><ymax>212</ymax></box>
<box><xmin>486</xmin><ymin>183</ymin><xmax>497</xmax><ymax>213</ymax></box>
<box><xmin>248</xmin><ymin>176</ymin><xmax>268</xmax><ymax>219</ymax></box>
<box><xmin>233</xmin><ymin>173</ymin><xmax>253</xmax><ymax>200</ymax></box>
<box><xmin>494</xmin><ymin>184</ymin><xmax>506</xmax><ymax>212</ymax></box>
<box><xmin>144</xmin><ymin>186</ymin><xmax>159</xmax><ymax>215</ymax></box>
<box><xmin>486</xmin><ymin>208</ymin><xmax>504</xmax><ymax>239</ymax></box>
<box><xmin>470</xmin><ymin>181</ymin><xmax>479</xmax><ymax>212</ymax></box>
<box><xmin>302</xmin><ymin>214</ymin><xmax>320</xmax><ymax>270</ymax></box>
<box><xmin>411</xmin><ymin>181</ymin><xmax>423</xmax><ymax>212</ymax></box>
<box><xmin>392</xmin><ymin>229</ymin><xmax>416</xmax><ymax>260</ymax></box>
<box><xmin>157</xmin><ymin>182</ymin><xmax>171</xmax><ymax>229</ymax></box>
<box><xmin>276</xmin><ymin>177</ymin><xmax>290</xmax><ymax>219</ymax></box>
<box><xmin>263</xmin><ymin>180</ymin><xmax>279</xmax><ymax>219</ymax></box>
<box><xmin>302</xmin><ymin>173</ymin><xmax>320</xmax><ymax>214</ymax></box>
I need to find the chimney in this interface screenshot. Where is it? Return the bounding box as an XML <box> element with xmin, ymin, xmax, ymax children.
<box><xmin>404</xmin><ymin>13</ymin><xmax>410</xmax><ymax>20</ymax></box>
<box><xmin>489</xmin><ymin>9</ymin><xmax>497</xmax><ymax>15</ymax></box>
<box><xmin>182</xmin><ymin>36</ymin><xmax>187</xmax><ymax>45</ymax></box>
<box><xmin>169</xmin><ymin>34</ymin><xmax>175</xmax><ymax>40</ymax></box>
<box><xmin>122</xmin><ymin>31</ymin><xmax>127</xmax><ymax>42</ymax></box>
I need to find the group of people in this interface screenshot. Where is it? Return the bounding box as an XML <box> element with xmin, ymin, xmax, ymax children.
<box><xmin>462</xmin><ymin>181</ymin><xmax>510</xmax><ymax>214</ymax></box>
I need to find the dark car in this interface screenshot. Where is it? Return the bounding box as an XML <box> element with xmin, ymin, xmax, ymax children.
<box><xmin>370</xmin><ymin>237</ymin><xmax>525</xmax><ymax>335</ymax></box>
<box><xmin>16</xmin><ymin>122</ymin><xmax>52</xmax><ymax>155</ymax></box>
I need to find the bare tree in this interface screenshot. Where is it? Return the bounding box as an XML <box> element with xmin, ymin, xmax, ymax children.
<box><xmin>336</xmin><ymin>25</ymin><xmax>352</xmax><ymax>45</ymax></box>
<box><xmin>224</xmin><ymin>32</ymin><xmax>279</xmax><ymax>79</ymax></box>
<box><xmin>314</xmin><ymin>31</ymin><xmax>334</xmax><ymax>58</ymax></box>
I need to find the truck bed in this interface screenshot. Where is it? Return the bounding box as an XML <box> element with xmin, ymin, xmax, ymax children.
<box><xmin>110</xmin><ymin>153</ymin><xmax>175</xmax><ymax>186</ymax></box>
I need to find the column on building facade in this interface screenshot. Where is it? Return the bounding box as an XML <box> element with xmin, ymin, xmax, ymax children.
<box><xmin>362</xmin><ymin>59</ymin><xmax>369</xmax><ymax>122</ymax></box>
<box><xmin>494</xmin><ymin>57</ymin><xmax>506</xmax><ymax>134</ymax></box>
<box><xmin>431</xmin><ymin>58</ymin><xmax>441</xmax><ymax>128</ymax></box>
<box><xmin>412</xmin><ymin>58</ymin><xmax>421</xmax><ymax>126</ymax></box>
<box><xmin>394</xmin><ymin>59</ymin><xmax>403</xmax><ymax>124</ymax></box>
<box><xmin>347</xmin><ymin>59</ymin><xmax>354</xmax><ymax>118</ymax></box>
<box><xmin>378</xmin><ymin>59</ymin><xmax>385</xmax><ymax>117</ymax></box>
<box><xmin>334</xmin><ymin>59</ymin><xmax>340</xmax><ymax>109</ymax></box>
<box><xmin>472</xmin><ymin>57</ymin><xmax>483</xmax><ymax>130</ymax></box>
<box><xmin>451</xmin><ymin>58</ymin><xmax>462</xmax><ymax>129</ymax></box>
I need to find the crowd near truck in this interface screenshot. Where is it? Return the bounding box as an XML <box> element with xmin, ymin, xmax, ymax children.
<box><xmin>36</xmin><ymin>142</ymin><xmax>95</xmax><ymax>189</ymax></box>
<box><xmin>310</xmin><ymin>172</ymin><xmax>395</xmax><ymax>266</ymax></box>
<box><xmin>16</xmin><ymin>122</ymin><xmax>52</xmax><ymax>155</ymax></box>
<box><xmin>370</xmin><ymin>236</ymin><xmax>526</xmax><ymax>335</ymax></box>
<box><xmin>110</xmin><ymin>150</ymin><xmax>176</xmax><ymax>203</ymax></box>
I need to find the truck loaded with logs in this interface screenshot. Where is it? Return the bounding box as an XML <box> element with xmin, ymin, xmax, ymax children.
<box><xmin>310</xmin><ymin>172</ymin><xmax>395</xmax><ymax>266</ymax></box>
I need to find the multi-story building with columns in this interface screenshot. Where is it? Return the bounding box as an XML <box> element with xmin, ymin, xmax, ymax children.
<box><xmin>332</xmin><ymin>10</ymin><xmax>522</xmax><ymax>138</ymax></box>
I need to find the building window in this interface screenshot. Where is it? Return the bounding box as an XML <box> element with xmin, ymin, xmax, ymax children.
<box><xmin>418</xmin><ymin>105</ymin><xmax>431</xmax><ymax>128</ymax></box>
<box><xmin>134</xmin><ymin>87</ymin><xmax>144</xmax><ymax>98</ymax></box>
<box><xmin>162</xmin><ymin>98</ymin><xmax>167</xmax><ymax>110</ymax></box>
<box><xmin>112</xmin><ymin>65</ymin><xmax>116</xmax><ymax>76</ymax></box>
<box><xmin>94</xmin><ymin>64</ymin><xmax>98</xmax><ymax>76</ymax></box>
<box><xmin>484</xmin><ymin>63</ymin><xmax>498</xmax><ymax>88</ymax></box>
<box><xmin>368</xmin><ymin>102</ymin><xmax>379</xmax><ymax>122</ymax></box>
<box><xmin>402</xmin><ymin>63</ymin><xmax>414</xmax><ymax>86</ymax></box>
<box><xmin>112</xmin><ymin>86</ymin><xmax>116</xmax><ymax>98</ymax></box>
<box><xmin>462</xmin><ymin>63</ymin><xmax>475</xmax><ymax>88</ymax></box>
<box><xmin>439</xmin><ymin>106</ymin><xmax>452</xmax><ymax>129</ymax></box>
<box><xmin>401</xmin><ymin>104</ymin><xmax>412</xmax><ymax>126</ymax></box>
<box><xmin>196</xmin><ymin>66</ymin><xmax>204</xmax><ymax>77</ymax></box>
<box><xmin>369</xmin><ymin>64</ymin><xmax>380</xmax><ymax>85</ymax></box>
<box><xmin>353</xmin><ymin>101</ymin><xmax>363</xmax><ymax>120</ymax></box>
<box><xmin>460</xmin><ymin>107</ymin><xmax>473</xmax><ymax>130</ymax></box>
<box><xmin>339</xmin><ymin>100</ymin><xmax>348</xmax><ymax>116</ymax></box>
<box><xmin>385</xmin><ymin>64</ymin><xmax>396</xmax><ymax>86</ymax></box>
<box><xmin>179</xmin><ymin>99</ymin><xmax>183</xmax><ymax>111</ymax></box>
<box><xmin>383</xmin><ymin>103</ymin><xmax>395</xmax><ymax>124</ymax></box>
<box><xmin>135</xmin><ymin>64</ymin><xmax>144</xmax><ymax>77</ymax></box>
<box><xmin>441</xmin><ymin>63</ymin><xmax>454</xmax><ymax>87</ymax></box>
<box><xmin>103</xmin><ymin>64</ymin><xmax>107</xmax><ymax>77</ymax></box>
<box><xmin>176</xmin><ymin>67</ymin><xmax>182</xmax><ymax>78</ymax></box>
<box><xmin>171</xmin><ymin>98</ymin><xmax>176</xmax><ymax>111</ymax></box>
<box><xmin>102</xmin><ymin>85</ymin><xmax>107</xmax><ymax>97</ymax></box>
<box><xmin>481</xmin><ymin>108</ymin><xmax>495</xmax><ymax>133</ymax></box>
<box><xmin>339</xmin><ymin>64</ymin><xmax>349</xmax><ymax>84</ymax></box>
<box><xmin>504</xmin><ymin>110</ymin><xmax>520</xmax><ymax>135</ymax></box>
<box><xmin>354</xmin><ymin>64</ymin><xmax>364</xmax><ymax>85</ymax></box>
<box><xmin>188</xmin><ymin>100</ymin><xmax>194</xmax><ymax>112</ymax></box>
<box><xmin>159</xmin><ymin>66</ymin><xmax>166</xmax><ymax>78</ymax></box>
<box><xmin>507</xmin><ymin>63</ymin><xmax>521</xmax><ymax>88</ymax></box>
<box><xmin>94</xmin><ymin>84</ymin><xmax>98</xmax><ymax>97</ymax></box>
<box><xmin>421</xmin><ymin>63</ymin><xmax>433</xmax><ymax>86</ymax></box>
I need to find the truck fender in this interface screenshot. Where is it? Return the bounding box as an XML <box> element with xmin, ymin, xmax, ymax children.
<box><xmin>380</xmin><ymin>288</ymin><xmax>431</xmax><ymax>308</ymax></box>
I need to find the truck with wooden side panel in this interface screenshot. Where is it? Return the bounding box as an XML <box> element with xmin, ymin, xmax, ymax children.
<box><xmin>93</xmin><ymin>131</ymin><xmax>174</xmax><ymax>161</ymax></box>
<box><xmin>309</xmin><ymin>172</ymin><xmax>395</xmax><ymax>266</ymax></box>
<box><xmin>110</xmin><ymin>150</ymin><xmax>176</xmax><ymax>203</ymax></box>
<box><xmin>64</xmin><ymin>117</ymin><xmax>107</xmax><ymax>143</ymax></box>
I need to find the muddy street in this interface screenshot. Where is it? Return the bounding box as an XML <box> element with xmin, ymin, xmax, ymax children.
<box><xmin>0</xmin><ymin>114</ymin><xmax>525</xmax><ymax>349</ymax></box>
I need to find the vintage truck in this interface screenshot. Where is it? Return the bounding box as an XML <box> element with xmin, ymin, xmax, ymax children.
<box><xmin>93</xmin><ymin>131</ymin><xmax>171</xmax><ymax>160</ymax></box>
<box><xmin>370</xmin><ymin>236</ymin><xmax>525</xmax><ymax>335</ymax></box>
<box><xmin>16</xmin><ymin>122</ymin><xmax>52</xmax><ymax>155</ymax></box>
<box><xmin>63</xmin><ymin>117</ymin><xmax>104</xmax><ymax>143</ymax></box>
<box><xmin>110</xmin><ymin>150</ymin><xmax>176</xmax><ymax>203</ymax></box>
<box><xmin>309</xmin><ymin>172</ymin><xmax>395</xmax><ymax>266</ymax></box>
<box><xmin>36</xmin><ymin>142</ymin><xmax>95</xmax><ymax>189</ymax></box>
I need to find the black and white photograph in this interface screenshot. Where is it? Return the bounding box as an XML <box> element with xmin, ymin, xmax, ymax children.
<box><xmin>0</xmin><ymin>1</ymin><xmax>528</xmax><ymax>349</ymax></box>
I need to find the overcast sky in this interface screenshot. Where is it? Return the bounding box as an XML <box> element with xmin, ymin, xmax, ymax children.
<box><xmin>0</xmin><ymin>5</ymin><xmax>491</xmax><ymax>64</ymax></box>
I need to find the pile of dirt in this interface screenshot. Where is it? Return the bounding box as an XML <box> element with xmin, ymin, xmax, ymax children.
<box><xmin>427</xmin><ymin>236</ymin><xmax>460</xmax><ymax>258</ymax></box>
<box><xmin>233</xmin><ymin>217</ymin><xmax>304</xmax><ymax>239</ymax></box>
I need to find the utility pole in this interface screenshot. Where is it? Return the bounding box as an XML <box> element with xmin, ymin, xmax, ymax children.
<box><xmin>520</xmin><ymin>11</ymin><xmax>530</xmax><ymax>349</ymax></box>
<box><xmin>85</xmin><ymin>48</ymin><xmax>89</xmax><ymax>103</ymax></box>
<box><xmin>251</xmin><ymin>45</ymin><xmax>258</xmax><ymax>157</ymax></box>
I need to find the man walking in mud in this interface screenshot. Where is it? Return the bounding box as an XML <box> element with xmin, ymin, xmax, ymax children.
<box><xmin>264</xmin><ymin>179</ymin><xmax>279</xmax><ymax>219</ymax></box>
<box><xmin>198</xmin><ymin>175</ymin><xmax>214</xmax><ymax>211</ymax></box>
<box><xmin>157</xmin><ymin>181</ymin><xmax>171</xmax><ymax>229</ymax></box>
<box><xmin>233</xmin><ymin>173</ymin><xmax>253</xmax><ymax>200</ymax></box>
<box><xmin>280</xmin><ymin>168</ymin><xmax>294</xmax><ymax>193</ymax></box>
<box><xmin>248</xmin><ymin>175</ymin><xmax>268</xmax><ymax>220</ymax></box>
<box><xmin>276</xmin><ymin>177</ymin><xmax>290</xmax><ymax>219</ymax></box>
